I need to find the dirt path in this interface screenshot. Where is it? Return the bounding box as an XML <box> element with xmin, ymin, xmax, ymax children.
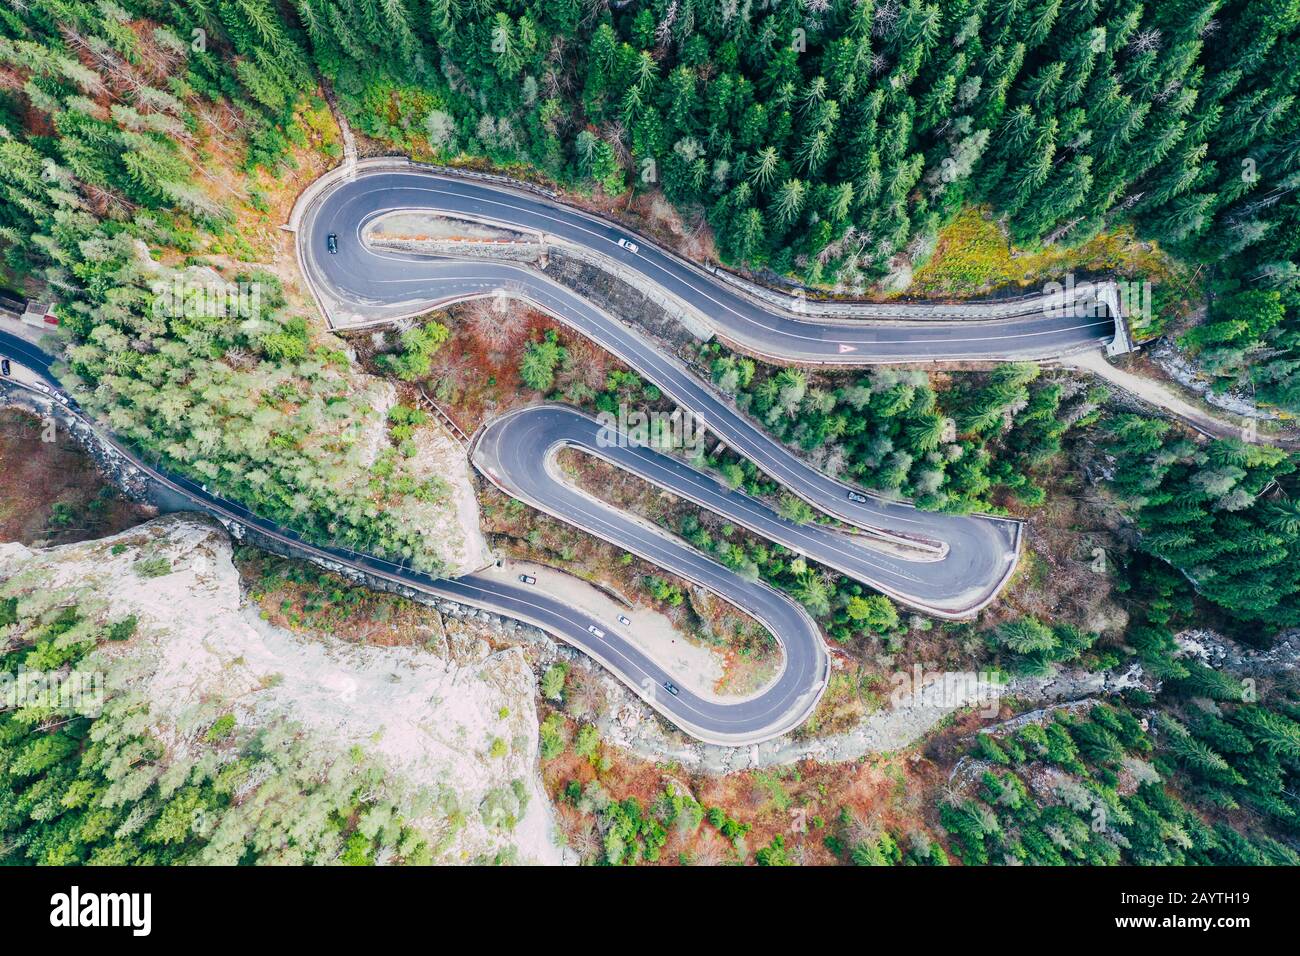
<box><xmin>1064</xmin><ymin>350</ymin><xmax>1300</xmax><ymax>449</ymax></box>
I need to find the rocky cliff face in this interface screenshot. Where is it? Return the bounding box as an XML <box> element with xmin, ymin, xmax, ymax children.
<box><xmin>1176</xmin><ymin>628</ymin><xmax>1300</xmax><ymax>678</ymax></box>
<box><xmin>0</xmin><ymin>513</ymin><xmax>562</xmax><ymax>865</ymax></box>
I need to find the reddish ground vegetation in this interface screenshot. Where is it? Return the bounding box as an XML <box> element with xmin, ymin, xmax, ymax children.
<box><xmin>0</xmin><ymin>408</ymin><xmax>154</xmax><ymax>546</ymax></box>
<box><xmin>540</xmin><ymin>704</ymin><xmax>953</xmax><ymax>866</ymax></box>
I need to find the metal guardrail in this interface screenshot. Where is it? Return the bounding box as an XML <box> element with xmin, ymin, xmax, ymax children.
<box><xmin>0</xmin><ymin>363</ymin><xmax>827</xmax><ymax>747</ymax></box>
<box><xmin>292</xmin><ymin>159</ymin><xmax>1133</xmax><ymax>359</ymax></box>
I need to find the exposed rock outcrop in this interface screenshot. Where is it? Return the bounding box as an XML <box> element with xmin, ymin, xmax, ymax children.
<box><xmin>0</xmin><ymin>513</ymin><xmax>563</xmax><ymax>864</ymax></box>
<box><xmin>1176</xmin><ymin>628</ymin><xmax>1300</xmax><ymax>678</ymax></box>
<box><xmin>543</xmin><ymin>641</ymin><xmax>1148</xmax><ymax>774</ymax></box>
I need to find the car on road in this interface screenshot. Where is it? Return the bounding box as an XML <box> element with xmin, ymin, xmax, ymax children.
<box><xmin>518</xmin><ymin>574</ymin><xmax>537</xmax><ymax>585</ymax></box>
<box><xmin>587</xmin><ymin>624</ymin><xmax>605</xmax><ymax>638</ymax></box>
<box><xmin>618</xmin><ymin>614</ymin><xmax>632</xmax><ymax>627</ymax></box>
<box><xmin>616</xmin><ymin>237</ymin><xmax>639</xmax><ymax>254</ymax></box>
<box><xmin>326</xmin><ymin>233</ymin><xmax>339</xmax><ymax>254</ymax></box>
<box><xmin>846</xmin><ymin>490</ymin><xmax>869</xmax><ymax>503</ymax></box>
<box><xmin>663</xmin><ymin>681</ymin><xmax>680</xmax><ymax>696</ymax></box>
<box><xmin>1</xmin><ymin>358</ymin><xmax>9</xmax><ymax>376</ymax></box>
<box><xmin>32</xmin><ymin>382</ymin><xmax>50</xmax><ymax>394</ymax></box>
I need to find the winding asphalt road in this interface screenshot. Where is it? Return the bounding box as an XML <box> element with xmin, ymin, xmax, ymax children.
<box><xmin>302</xmin><ymin>167</ymin><xmax>1117</xmax><ymax>363</ymax></box>
<box><xmin>301</xmin><ymin>164</ymin><xmax>1030</xmax><ymax>579</ymax></box>
<box><xmin>294</xmin><ymin>163</ymin><xmax>1116</xmax><ymax>742</ymax></box>
<box><xmin>0</xmin><ymin>166</ymin><xmax>1115</xmax><ymax>745</ymax></box>
<box><xmin>0</xmin><ymin>329</ymin><xmax>825</xmax><ymax>745</ymax></box>
<box><xmin>291</xmin><ymin>160</ymin><xmax>1096</xmax><ymax>744</ymax></box>
<box><xmin>475</xmin><ymin>404</ymin><xmax>1018</xmax><ymax>619</ymax></box>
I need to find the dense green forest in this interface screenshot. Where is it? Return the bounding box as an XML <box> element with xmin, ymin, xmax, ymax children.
<box><xmin>4</xmin><ymin>0</ymin><xmax>1299</xmax><ymax>408</ymax></box>
<box><xmin>326</xmin><ymin>0</ymin><xmax>1298</xmax><ymax>409</ymax></box>
<box><xmin>0</xmin><ymin>1</ymin><xmax>461</xmax><ymax>571</ymax></box>
<box><xmin>2</xmin><ymin>0</ymin><xmax>1300</xmax><ymax>867</ymax></box>
<box><xmin>704</xmin><ymin>346</ymin><xmax>1106</xmax><ymax>511</ymax></box>
<box><xmin>290</xmin><ymin>0</ymin><xmax>1300</xmax><ymax>276</ymax></box>
<box><xmin>943</xmin><ymin>695</ymin><xmax>1300</xmax><ymax>865</ymax></box>
<box><xmin>0</xmin><ymin>593</ymin><xmax>436</xmax><ymax>865</ymax></box>
<box><xmin>1104</xmin><ymin>413</ymin><xmax>1300</xmax><ymax>628</ymax></box>
<box><xmin>944</xmin><ymin>547</ymin><xmax>1300</xmax><ymax>865</ymax></box>
<box><xmin>0</xmin><ymin>0</ymin><xmax>1298</xmax><ymax>555</ymax></box>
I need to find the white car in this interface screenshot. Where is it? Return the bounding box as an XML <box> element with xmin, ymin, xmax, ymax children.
<box><xmin>587</xmin><ymin>624</ymin><xmax>606</xmax><ymax>638</ymax></box>
<box><xmin>618</xmin><ymin>615</ymin><xmax>632</xmax><ymax>627</ymax></box>
<box><xmin>616</xmin><ymin>237</ymin><xmax>639</xmax><ymax>254</ymax></box>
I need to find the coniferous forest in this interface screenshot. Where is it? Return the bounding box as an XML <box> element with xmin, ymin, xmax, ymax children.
<box><xmin>1</xmin><ymin>0</ymin><xmax>1300</xmax><ymax>872</ymax></box>
<box><xmin>0</xmin><ymin>1</ymin><xmax>1297</xmax><ymax>561</ymax></box>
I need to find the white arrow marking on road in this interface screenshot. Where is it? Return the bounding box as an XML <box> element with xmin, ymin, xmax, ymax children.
<box><xmin>837</xmin><ymin>343</ymin><xmax>858</xmax><ymax>353</ymax></box>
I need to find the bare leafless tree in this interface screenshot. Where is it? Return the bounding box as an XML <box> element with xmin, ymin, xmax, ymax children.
<box><xmin>458</xmin><ymin>297</ymin><xmax>526</xmax><ymax>354</ymax></box>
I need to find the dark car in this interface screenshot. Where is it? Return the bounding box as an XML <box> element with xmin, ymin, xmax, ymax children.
<box><xmin>662</xmin><ymin>681</ymin><xmax>680</xmax><ymax>696</ymax></box>
<box><xmin>326</xmin><ymin>233</ymin><xmax>339</xmax><ymax>254</ymax></box>
<box><xmin>0</xmin><ymin>358</ymin><xmax>9</xmax><ymax>376</ymax></box>
<box><xmin>846</xmin><ymin>490</ymin><xmax>868</xmax><ymax>503</ymax></box>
